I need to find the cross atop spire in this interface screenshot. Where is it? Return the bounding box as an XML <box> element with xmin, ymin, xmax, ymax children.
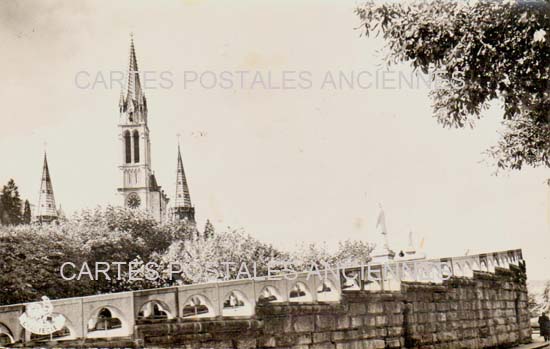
<box><xmin>37</xmin><ymin>152</ymin><xmax>58</xmax><ymax>223</ymax></box>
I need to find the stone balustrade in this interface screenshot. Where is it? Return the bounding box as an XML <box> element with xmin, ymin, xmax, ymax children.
<box><xmin>0</xmin><ymin>249</ymin><xmax>524</xmax><ymax>347</ymax></box>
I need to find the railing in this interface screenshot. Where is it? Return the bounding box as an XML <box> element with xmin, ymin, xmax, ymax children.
<box><xmin>0</xmin><ymin>249</ymin><xmax>523</xmax><ymax>344</ymax></box>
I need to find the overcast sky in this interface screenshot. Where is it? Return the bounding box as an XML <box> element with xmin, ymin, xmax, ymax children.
<box><xmin>0</xmin><ymin>0</ymin><xmax>548</xmax><ymax>280</ymax></box>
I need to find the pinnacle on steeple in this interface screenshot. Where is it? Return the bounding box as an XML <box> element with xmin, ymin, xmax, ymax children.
<box><xmin>175</xmin><ymin>144</ymin><xmax>192</xmax><ymax>208</ymax></box>
<box><xmin>37</xmin><ymin>152</ymin><xmax>58</xmax><ymax>223</ymax></box>
<box><xmin>118</xmin><ymin>89</ymin><xmax>125</xmax><ymax>112</ymax></box>
<box><xmin>172</xmin><ymin>144</ymin><xmax>195</xmax><ymax>224</ymax></box>
<box><xmin>119</xmin><ymin>34</ymin><xmax>147</xmax><ymax>118</ymax></box>
<box><xmin>126</xmin><ymin>35</ymin><xmax>141</xmax><ymax>102</ymax></box>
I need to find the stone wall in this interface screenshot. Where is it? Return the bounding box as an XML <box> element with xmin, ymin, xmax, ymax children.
<box><xmin>128</xmin><ymin>266</ymin><xmax>530</xmax><ymax>349</ymax></box>
<box><xmin>402</xmin><ymin>267</ymin><xmax>531</xmax><ymax>349</ymax></box>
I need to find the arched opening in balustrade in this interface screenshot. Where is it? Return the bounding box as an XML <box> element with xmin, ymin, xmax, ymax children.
<box><xmin>488</xmin><ymin>257</ymin><xmax>496</xmax><ymax>271</ymax></box>
<box><xmin>86</xmin><ymin>306</ymin><xmax>128</xmax><ymax>338</ymax></box>
<box><xmin>137</xmin><ymin>300</ymin><xmax>172</xmax><ymax>320</ymax></box>
<box><xmin>182</xmin><ymin>295</ymin><xmax>214</xmax><ymax>319</ymax></box>
<box><xmin>469</xmin><ymin>260</ymin><xmax>480</xmax><ymax>272</ymax></box>
<box><xmin>453</xmin><ymin>263</ymin><xmax>464</xmax><ymax>277</ymax></box>
<box><xmin>317</xmin><ymin>280</ymin><xmax>339</xmax><ymax>302</ymax></box>
<box><xmin>0</xmin><ymin>323</ymin><xmax>13</xmax><ymax>346</ymax></box>
<box><xmin>289</xmin><ymin>282</ymin><xmax>313</xmax><ymax>302</ymax></box>
<box><xmin>503</xmin><ymin>255</ymin><xmax>510</xmax><ymax>268</ymax></box>
<box><xmin>258</xmin><ymin>286</ymin><xmax>282</xmax><ymax>304</ymax></box>
<box><xmin>503</xmin><ymin>255</ymin><xmax>510</xmax><ymax>267</ymax></box>
<box><xmin>480</xmin><ymin>260</ymin><xmax>489</xmax><ymax>272</ymax></box>
<box><xmin>222</xmin><ymin>290</ymin><xmax>253</xmax><ymax>317</ymax></box>
<box><xmin>464</xmin><ymin>261</ymin><xmax>473</xmax><ymax>276</ymax></box>
<box><xmin>341</xmin><ymin>270</ymin><xmax>361</xmax><ymax>290</ymax></box>
<box><xmin>440</xmin><ymin>262</ymin><xmax>453</xmax><ymax>280</ymax></box>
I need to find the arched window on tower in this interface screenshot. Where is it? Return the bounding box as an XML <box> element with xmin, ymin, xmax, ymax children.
<box><xmin>133</xmin><ymin>130</ymin><xmax>140</xmax><ymax>163</ymax></box>
<box><xmin>124</xmin><ymin>131</ymin><xmax>131</xmax><ymax>164</ymax></box>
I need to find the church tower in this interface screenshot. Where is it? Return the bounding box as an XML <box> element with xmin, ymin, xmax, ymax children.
<box><xmin>36</xmin><ymin>153</ymin><xmax>58</xmax><ymax>223</ymax></box>
<box><xmin>117</xmin><ymin>35</ymin><xmax>169</xmax><ymax>221</ymax></box>
<box><xmin>172</xmin><ymin>144</ymin><xmax>195</xmax><ymax>224</ymax></box>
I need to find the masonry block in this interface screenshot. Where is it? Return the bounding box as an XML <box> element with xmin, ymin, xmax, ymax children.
<box><xmin>293</xmin><ymin>315</ymin><xmax>315</xmax><ymax>333</ymax></box>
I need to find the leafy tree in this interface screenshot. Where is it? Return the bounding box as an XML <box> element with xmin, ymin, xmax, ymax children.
<box><xmin>0</xmin><ymin>179</ymin><xmax>22</xmax><ymax>225</ymax></box>
<box><xmin>161</xmin><ymin>229</ymin><xmax>286</xmax><ymax>284</ymax></box>
<box><xmin>543</xmin><ymin>281</ymin><xmax>550</xmax><ymax>310</ymax></box>
<box><xmin>333</xmin><ymin>239</ymin><xmax>375</xmax><ymax>265</ymax></box>
<box><xmin>22</xmin><ymin>200</ymin><xmax>32</xmax><ymax>224</ymax></box>
<box><xmin>529</xmin><ymin>292</ymin><xmax>539</xmax><ymax>317</ymax></box>
<box><xmin>356</xmin><ymin>0</ymin><xmax>550</xmax><ymax>171</ymax></box>
<box><xmin>0</xmin><ymin>206</ymin><xmax>375</xmax><ymax>305</ymax></box>
<box><xmin>0</xmin><ymin>227</ymin><xmax>91</xmax><ymax>305</ymax></box>
<box><xmin>0</xmin><ymin>206</ymin><xmax>194</xmax><ymax>305</ymax></box>
<box><xmin>0</xmin><ymin>199</ymin><xmax>5</xmax><ymax>225</ymax></box>
<box><xmin>204</xmin><ymin>219</ymin><xmax>215</xmax><ymax>239</ymax></box>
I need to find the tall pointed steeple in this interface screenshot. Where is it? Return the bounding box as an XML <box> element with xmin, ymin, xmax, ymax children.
<box><xmin>126</xmin><ymin>35</ymin><xmax>142</xmax><ymax>105</ymax></box>
<box><xmin>119</xmin><ymin>34</ymin><xmax>147</xmax><ymax>121</ymax></box>
<box><xmin>117</xmin><ymin>35</ymin><xmax>169</xmax><ymax>223</ymax></box>
<box><xmin>36</xmin><ymin>153</ymin><xmax>58</xmax><ymax>223</ymax></box>
<box><xmin>175</xmin><ymin>145</ymin><xmax>192</xmax><ymax>208</ymax></box>
<box><xmin>173</xmin><ymin>144</ymin><xmax>195</xmax><ymax>224</ymax></box>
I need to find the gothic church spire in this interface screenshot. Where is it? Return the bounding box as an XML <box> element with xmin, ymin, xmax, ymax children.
<box><xmin>37</xmin><ymin>153</ymin><xmax>58</xmax><ymax>223</ymax></box>
<box><xmin>175</xmin><ymin>144</ymin><xmax>192</xmax><ymax>208</ymax></box>
<box><xmin>120</xmin><ymin>34</ymin><xmax>147</xmax><ymax>118</ymax></box>
<box><xmin>173</xmin><ymin>144</ymin><xmax>195</xmax><ymax>224</ymax></box>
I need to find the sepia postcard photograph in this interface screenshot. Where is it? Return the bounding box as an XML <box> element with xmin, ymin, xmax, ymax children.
<box><xmin>0</xmin><ymin>0</ymin><xmax>549</xmax><ymax>348</ymax></box>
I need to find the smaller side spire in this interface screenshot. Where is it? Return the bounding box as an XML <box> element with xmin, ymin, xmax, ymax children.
<box><xmin>119</xmin><ymin>89</ymin><xmax>125</xmax><ymax>113</ymax></box>
<box><xmin>36</xmin><ymin>152</ymin><xmax>58</xmax><ymax>223</ymax></box>
<box><xmin>172</xmin><ymin>143</ymin><xmax>195</xmax><ymax>224</ymax></box>
<box><xmin>175</xmin><ymin>144</ymin><xmax>192</xmax><ymax>208</ymax></box>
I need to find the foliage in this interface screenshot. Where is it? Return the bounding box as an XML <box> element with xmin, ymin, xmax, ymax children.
<box><xmin>0</xmin><ymin>179</ymin><xmax>22</xmax><ymax>225</ymax></box>
<box><xmin>0</xmin><ymin>206</ymin><xmax>375</xmax><ymax>305</ymax></box>
<box><xmin>0</xmin><ymin>206</ymin><xmax>194</xmax><ymax>305</ymax></box>
<box><xmin>22</xmin><ymin>200</ymin><xmax>31</xmax><ymax>225</ymax></box>
<box><xmin>0</xmin><ymin>227</ymin><xmax>90</xmax><ymax>304</ymax></box>
<box><xmin>204</xmin><ymin>219</ymin><xmax>215</xmax><ymax>239</ymax></box>
<box><xmin>529</xmin><ymin>292</ymin><xmax>540</xmax><ymax>317</ymax></box>
<box><xmin>160</xmin><ymin>229</ymin><xmax>286</xmax><ymax>284</ymax></box>
<box><xmin>161</xmin><ymin>236</ymin><xmax>374</xmax><ymax>284</ymax></box>
<box><xmin>333</xmin><ymin>239</ymin><xmax>375</xmax><ymax>265</ymax></box>
<box><xmin>356</xmin><ymin>0</ymin><xmax>550</xmax><ymax>170</ymax></box>
<box><xmin>286</xmin><ymin>240</ymin><xmax>375</xmax><ymax>271</ymax></box>
<box><xmin>544</xmin><ymin>281</ymin><xmax>550</xmax><ymax>311</ymax></box>
<box><xmin>529</xmin><ymin>281</ymin><xmax>550</xmax><ymax>316</ymax></box>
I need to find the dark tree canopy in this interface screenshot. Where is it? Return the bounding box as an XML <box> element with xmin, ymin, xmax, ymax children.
<box><xmin>204</xmin><ymin>219</ymin><xmax>215</xmax><ymax>239</ymax></box>
<box><xmin>1</xmin><ymin>179</ymin><xmax>22</xmax><ymax>225</ymax></box>
<box><xmin>357</xmin><ymin>0</ymin><xmax>550</xmax><ymax>171</ymax></box>
<box><xmin>23</xmin><ymin>200</ymin><xmax>32</xmax><ymax>224</ymax></box>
